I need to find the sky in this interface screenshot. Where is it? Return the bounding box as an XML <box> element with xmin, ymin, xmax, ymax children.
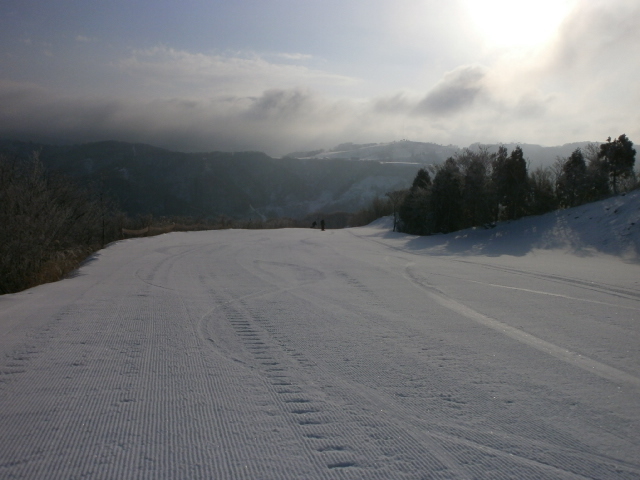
<box><xmin>0</xmin><ymin>0</ymin><xmax>639</xmax><ymax>156</ymax></box>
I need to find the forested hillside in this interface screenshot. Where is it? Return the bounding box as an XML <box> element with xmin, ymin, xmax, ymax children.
<box><xmin>396</xmin><ymin>135</ymin><xmax>637</xmax><ymax>235</ymax></box>
<box><xmin>0</xmin><ymin>140</ymin><xmax>419</xmax><ymax>219</ymax></box>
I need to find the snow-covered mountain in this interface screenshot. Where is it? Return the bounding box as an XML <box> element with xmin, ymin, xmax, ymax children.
<box><xmin>288</xmin><ymin>140</ymin><xmax>458</xmax><ymax>163</ymax></box>
<box><xmin>289</xmin><ymin>139</ymin><xmax>595</xmax><ymax>168</ymax></box>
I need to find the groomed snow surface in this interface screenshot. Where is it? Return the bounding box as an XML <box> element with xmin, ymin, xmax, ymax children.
<box><xmin>1</xmin><ymin>192</ymin><xmax>639</xmax><ymax>479</ymax></box>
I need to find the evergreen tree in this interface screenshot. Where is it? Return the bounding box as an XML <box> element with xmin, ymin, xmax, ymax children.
<box><xmin>528</xmin><ymin>167</ymin><xmax>557</xmax><ymax>215</ymax></box>
<box><xmin>599</xmin><ymin>134</ymin><xmax>636</xmax><ymax>194</ymax></box>
<box><xmin>431</xmin><ymin>158</ymin><xmax>462</xmax><ymax>233</ymax></box>
<box><xmin>398</xmin><ymin>188</ymin><xmax>431</xmax><ymax>235</ymax></box>
<box><xmin>492</xmin><ymin>146</ymin><xmax>528</xmax><ymax>220</ymax></box>
<box><xmin>462</xmin><ymin>156</ymin><xmax>491</xmax><ymax>227</ymax></box>
<box><xmin>584</xmin><ymin>143</ymin><xmax>610</xmax><ymax>201</ymax></box>
<box><xmin>398</xmin><ymin>168</ymin><xmax>431</xmax><ymax>234</ymax></box>
<box><xmin>490</xmin><ymin>145</ymin><xmax>509</xmax><ymax>221</ymax></box>
<box><xmin>411</xmin><ymin>168</ymin><xmax>432</xmax><ymax>190</ymax></box>
<box><xmin>557</xmin><ymin>148</ymin><xmax>588</xmax><ymax>207</ymax></box>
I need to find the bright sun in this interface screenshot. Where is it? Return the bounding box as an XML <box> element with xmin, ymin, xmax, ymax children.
<box><xmin>463</xmin><ymin>0</ymin><xmax>575</xmax><ymax>50</ymax></box>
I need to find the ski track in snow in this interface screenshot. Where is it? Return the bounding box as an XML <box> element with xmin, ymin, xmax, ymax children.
<box><xmin>0</xmin><ymin>222</ymin><xmax>639</xmax><ymax>479</ymax></box>
<box><xmin>404</xmin><ymin>265</ymin><xmax>640</xmax><ymax>388</ymax></box>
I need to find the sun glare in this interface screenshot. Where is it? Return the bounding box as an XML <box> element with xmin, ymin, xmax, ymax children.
<box><xmin>464</xmin><ymin>0</ymin><xmax>575</xmax><ymax>50</ymax></box>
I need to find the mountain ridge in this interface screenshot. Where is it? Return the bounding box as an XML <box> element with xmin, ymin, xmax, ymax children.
<box><xmin>287</xmin><ymin>139</ymin><xmax>595</xmax><ymax>168</ymax></box>
<box><xmin>0</xmin><ymin>139</ymin><xmax>419</xmax><ymax>219</ymax></box>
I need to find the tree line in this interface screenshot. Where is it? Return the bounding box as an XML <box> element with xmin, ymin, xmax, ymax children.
<box><xmin>394</xmin><ymin>135</ymin><xmax>637</xmax><ymax>235</ymax></box>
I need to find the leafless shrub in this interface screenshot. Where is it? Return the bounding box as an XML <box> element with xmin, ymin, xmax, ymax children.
<box><xmin>0</xmin><ymin>153</ymin><xmax>120</xmax><ymax>293</ymax></box>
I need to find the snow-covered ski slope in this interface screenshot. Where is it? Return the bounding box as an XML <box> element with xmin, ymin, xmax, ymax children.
<box><xmin>1</xmin><ymin>192</ymin><xmax>639</xmax><ymax>479</ymax></box>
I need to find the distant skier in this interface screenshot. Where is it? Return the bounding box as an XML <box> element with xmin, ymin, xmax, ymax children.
<box><xmin>320</xmin><ymin>219</ymin><xmax>325</xmax><ymax>231</ymax></box>
<box><xmin>311</xmin><ymin>221</ymin><xmax>317</xmax><ymax>229</ymax></box>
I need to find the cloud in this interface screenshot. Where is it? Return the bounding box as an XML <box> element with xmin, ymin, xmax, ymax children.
<box><xmin>414</xmin><ymin>65</ymin><xmax>488</xmax><ymax>116</ymax></box>
<box><xmin>118</xmin><ymin>46</ymin><xmax>356</xmax><ymax>98</ymax></box>
<box><xmin>520</xmin><ymin>0</ymin><xmax>640</xmax><ymax>138</ymax></box>
<box><xmin>245</xmin><ymin>89</ymin><xmax>317</xmax><ymax>121</ymax></box>
<box><xmin>0</xmin><ymin>80</ymin><xmax>360</xmax><ymax>155</ymax></box>
<box><xmin>275</xmin><ymin>53</ymin><xmax>313</xmax><ymax>61</ymax></box>
<box><xmin>0</xmin><ymin>76</ymin><xmax>459</xmax><ymax>156</ymax></box>
<box><xmin>397</xmin><ymin>0</ymin><xmax>640</xmax><ymax>145</ymax></box>
<box><xmin>372</xmin><ymin>93</ymin><xmax>414</xmax><ymax>115</ymax></box>
<box><xmin>512</xmin><ymin>91</ymin><xmax>555</xmax><ymax>118</ymax></box>
<box><xmin>2</xmin><ymin>1</ymin><xmax>639</xmax><ymax>158</ymax></box>
<box><xmin>544</xmin><ymin>0</ymin><xmax>640</xmax><ymax>75</ymax></box>
<box><xmin>0</xmin><ymin>62</ymin><xmax>631</xmax><ymax>159</ymax></box>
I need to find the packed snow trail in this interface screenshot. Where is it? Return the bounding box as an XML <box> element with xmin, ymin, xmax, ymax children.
<box><xmin>0</xmin><ymin>223</ymin><xmax>639</xmax><ymax>479</ymax></box>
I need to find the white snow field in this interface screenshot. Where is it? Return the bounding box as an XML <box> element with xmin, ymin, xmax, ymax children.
<box><xmin>1</xmin><ymin>192</ymin><xmax>639</xmax><ymax>479</ymax></box>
